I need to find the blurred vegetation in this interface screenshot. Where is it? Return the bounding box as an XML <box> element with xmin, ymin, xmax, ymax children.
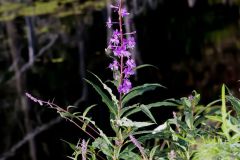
<box><xmin>0</xmin><ymin>0</ymin><xmax>105</xmax><ymax>21</ymax></box>
<box><xmin>1</xmin><ymin>0</ymin><xmax>240</xmax><ymax>160</ymax></box>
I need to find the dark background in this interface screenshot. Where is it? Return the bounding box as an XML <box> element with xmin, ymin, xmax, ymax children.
<box><xmin>1</xmin><ymin>0</ymin><xmax>240</xmax><ymax>159</ymax></box>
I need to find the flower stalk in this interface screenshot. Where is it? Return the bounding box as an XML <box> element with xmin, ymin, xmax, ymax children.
<box><xmin>107</xmin><ymin>0</ymin><xmax>136</xmax><ymax>119</ymax></box>
<box><xmin>107</xmin><ymin>0</ymin><xmax>137</xmax><ymax>159</ymax></box>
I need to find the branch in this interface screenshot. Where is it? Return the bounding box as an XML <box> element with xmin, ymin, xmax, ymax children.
<box><xmin>3</xmin><ymin>34</ymin><xmax>58</xmax><ymax>85</ymax></box>
<box><xmin>0</xmin><ymin>117</ymin><xmax>62</xmax><ymax>160</ymax></box>
<box><xmin>20</xmin><ymin>34</ymin><xmax>58</xmax><ymax>73</ymax></box>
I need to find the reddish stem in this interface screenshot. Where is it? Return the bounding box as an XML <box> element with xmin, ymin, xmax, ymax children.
<box><xmin>118</xmin><ymin>0</ymin><xmax>123</xmax><ymax>116</ymax></box>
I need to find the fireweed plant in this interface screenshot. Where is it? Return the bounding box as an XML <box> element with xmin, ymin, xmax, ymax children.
<box><xmin>26</xmin><ymin>0</ymin><xmax>240</xmax><ymax>160</ymax></box>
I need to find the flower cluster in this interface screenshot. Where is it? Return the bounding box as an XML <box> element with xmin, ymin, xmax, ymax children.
<box><xmin>106</xmin><ymin>0</ymin><xmax>136</xmax><ymax>94</ymax></box>
<box><xmin>129</xmin><ymin>134</ymin><xmax>146</xmax><ymax>158</ymax></box>
<box><xmin>81</xmin><ymin>139</ymin><xmax>87</xmax><ymax>160</ymax></box>
<box><xmin>25</xmin><ymin>92</ymin><xmax>43</xmax><ymax>106</ymax></box>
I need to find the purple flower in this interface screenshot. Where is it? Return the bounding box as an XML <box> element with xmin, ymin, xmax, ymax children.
<box><xmin>126</xmin><ymin>58</ymin><xmax>136</xmax><ymax>68</ymax></box>
<box><xmin>25</xmin><ymin>92</ymin><xmax>43</xmax><ymax>106</ymax></box>
<box><xmin>113</xmin><ymin>47</ymin><xmax>130</xmax><ymax>57</ymax></box>
<box><xmin>109</xmin><ymin>60</ymin><xmax>119</xmax><ymax>71</ymax></box>
<box><xmin>81</xmin><ymin>139</ymin><xmax>87</xmax><ymax>160</ymax></box>
<box><xmin>121</xmin><ymin>8</ymin><xmax>129</xmax><ymax>17</ymax></box>
<box><xmin>121</xmin><ymin>49</ymin><xmax>131</xmax><ymax>57</ymax></box>
<box><xmin>110</xmin><ymin>30</ymin><xmax>120</xmax><ymax>45</ymax></box>
<box><xmin>107</xmin><ymin>0</ymin><xmax>137</xmax><ymax>94</ymax></box>
<box><xmin>124</xmin><ymin>67</ymin><xmax>135</xmax><ymax>78</ymax></box>
<box><xmin>168</xmin><ymin>150</ymin><xmax>176</xmax><ymax>160</ymax></box>
<box><xmin>129</xmin><ymin>134</ymin><xmax>145</xmax><ymax>158</ymax></box>
<box><xmin>126</xmin><ymin>37</ymin><xmax>135</xmax><ymax>49</ymax></box>
<box><xmin>124</xmin><ymin>58</ymin><xmax>136</xmax><ymax>77</ymax></box>
<box><xmin>113</xmin><ymin>47</ymin><xmax>121</xmax><ymax>57</ymax></box>
<box><xmin>188</xmin><ymin>95</ymin><xmax>194</xmax><ymax>101</ymax></box>
<box><xmin>118</xmin><ymin>79</ymin><xmax>132</xmax><ymax>94</ymax></box>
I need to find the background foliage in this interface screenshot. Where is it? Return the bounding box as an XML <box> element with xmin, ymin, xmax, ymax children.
<box><xmin>1</xmin><ymin>0</ymin><xmax>240</xmax><ymax>160</ymax></box>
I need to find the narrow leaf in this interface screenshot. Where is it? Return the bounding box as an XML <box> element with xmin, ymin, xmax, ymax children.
<box><xmin>226</xmin><ymin>95</ymin><xmax>240</xmax><ymax>117</ymax></box>
<box><xmin>122</xmin><ymin>83</ymin><xmax>165</xmax><ymax>107</ymax></box>
<box><xmin>206</xmin><ymin>115</ymin><xmax>223</xmax><ymax>122</ymax></box>
<box><xmin>92</xmin><ymin>137</ymin><xmax>113</xmax><ymax>157</ymax></box>
<box><xmin>89</xmin><ymin>72</ymin><xmax>118</xmax><ymax>110</ymax></box>
<box><xmin>134</xmin><ymin>64</ymin><xmax>158</xmax><ymax>71</ymax></box>
<box><xmin>120</xmin><ymin>147</ymin><xmax>142</xmax><ymax>160</ymax></box>
<box><xmin>120</xmin><ymin>103</ymin><xmax>139</xmax><ymax>117</ymax></box>
<box><xmin>124</xmin><ymin>101</ymin><xmax>177</xmax><ymax>117</ymax></box>
<box><xmin>61</xmin><ymin>139</ymin><xmax>76</xmax><ymax>151</ymax></box>
<box><xmin>83</xmin><ymin>104</ymin><xmax>97</xmax><ymax>118</ymax></box>
<box><xmin>85</xmin><ymin>79</ymin><xmax>117</xmax><ymax>116</ymax></box>
<box><xmin>149</xmin><ymin>146</ymin><xmax>159</xmax><ymax>160</ymax></box>
<box><xmin>116</xmin><ymin>117</ymin><xmax>154</xmax><ymax>128</ymax></box>
<box><xmin>140</xmin><ymin>105</ymin><xmax>156</xmax><ymax>123</ymax></box>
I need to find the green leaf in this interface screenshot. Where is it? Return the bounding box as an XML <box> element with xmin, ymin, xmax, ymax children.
<box><xmin>83</xmin><ymin>104</ymin><xmax>97</xmax><ymax>118</ymax></box>
<box><xmin>226</xmin><ymin>95</ymin><xmax>240</xmax><ymax>117</ymax></box>
<box><xmin>89</xmin><ymin>72</ymin><xmax>118</xmax><ymax>110</ymax></box>
<box><xmin>221</xmin><ymin>84</ymin><xmax>230</xmax><ymax>140</ymax></box>
<box><xmin>134</xmin><ymin>64</ymin><xmax>158</xmax><ymax>71</ymax></box>
<box><xmin>195</xmin><ymin>99</ymin><xmax>221</xmax><ymax>116</ymax></box>
<box><xmin>67</xmin><ymin>105</ymin><xmax>77</xmax><ymax>111</ymax></box>
<box><xmin>85</xmin><ymin>79</ymin><xmax>117</xmax><ymax>116</ymax></box>
<box><xmin>182</xmin><ymin>97</ymin><xmax>191</xmax><ymax>108</ymax></box>
<box><xmin>58</xmin><ymin>110</ymin><xmax>74</xmax><ymax>119</ymax></box>
<box><xmin>122</xmin><ymin>83</ymin><xmax>165</xmax><ymax>107</ymax></box>
<box><xmin>98</xmin><ymin>129</ymin><xmax>114</xmax><ymax>147</ymax></box>
<box><xmin>120</xmin><ymin>103</ymin><xmax>139</xmax><ymax>117</ymax></box>
<box><xmin>185</xmin><ymin>111</ymin><xmax>193</xmax><ymax>129</ymax></box>
<box><xmin>206</xmin><ymin>115</ymin><xmax>223</xmax><ymax>122</ymax></box>
<box><xmin>139</xmin><ymin>105</ymin><xmax>156</xmax><ymax>123</ymax></box>
<box><xmin>116</xmin><ymin>117</ymin><xmax>154</xmax><ymax>128</ymax></box>
<box><xmin>119</xmin><ymin>149</ymin><xmax>142</xmax><ymax>160</ymax></box>
<box><xmin>149</xmin><ymin>146</ymin><xmax>159</xmax><ymax>160</ymax></box>
<box><xmin>152</xmin><ymin>122</ymin><xmax>167</xmax><ymax>134</ymax></box>
<box><xmin>124</xmin><ymin>101</ymin><xmax>177</xmax><ymax>117</ymax></box>
<box><xmin>92</xmin><ymin>137</ymin><xmax>113</xmax><ymax>158</ymax></box>
<box><xmin>60</xmin><ymin>139</ymin><xmax>76</xmax><ymax>151</ymax></box>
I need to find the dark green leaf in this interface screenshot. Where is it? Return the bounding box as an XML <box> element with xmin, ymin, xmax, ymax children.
<box><xmin>60</xmin><ymin>139</ymin><xmax>76</xmax><ymax>151</ymax></box>
<box><xmin>122</xmin><ymin>83</ymin><xmax>165</xmax><ymax>107</ymax></box>
<box><xmin>226</xmin><ymin>95</ymin><xmax>240</xmax><ymax>117</ymax></box>
<box><xmin>83</xmin><ymin>104</ymin><xmax>97</xmax><ymax>118</ymax></box>
<box><xmin>124</xmin><ymin>101</ymin><xmax>177</xmax><ymax>117</ymax></box>
<box><xmin>119</xmin><ymin>149</ymin><xmax>142</xmax><ymax>160</ymax></box>
<box><xmin>92</xmin><ymin>137</ymin><xmax>113</xmax><ymax>158</ymax></box>
<box><xmin>85</xmin><ymin>79</ymin><xmax>117</xmax><ymax>116</ymax></box>
<box><xmin>134</xmin><ymin>64</ymin><xmax>158</xmax><ymax>71</ymax></box>
<box><xmin>139</xmin><ymin>105</ymin><xmax>156</xmax><ymax>123</ymax></box>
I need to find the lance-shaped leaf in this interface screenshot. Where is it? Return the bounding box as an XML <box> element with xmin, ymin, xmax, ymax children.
<box><xmin>92</xmin><ymin>137</ymin><xmax>113</xmax><ymax>158</ymax></box>
<box><xmin>140</xmin><ymin>105</ymin><xmax>156</xmax><ymax>123</ymax></box>
<box><xmin>85</xmin><ymin>79</ymin><xmax>117</xmax><ymax>116</ymax></box>
<box><xmin>134</xmin><ymin>64</ymin><xmax>158</xmax><ymax>71</ymax></box>
<box><xmin>83</xmin><ymin>104</ymin><xmax>97</xmax><ymax>118</ymax></box>
<box><xmin>119</xmin><ymin>150</ymin><xmax>142</xmax><ymax>160</ymax></box>
<box><xmin>226</xmin><ymin>95</ymin><xmax>240</xmax><ymax>117</ymax></box>
<box><xmin>124</xmin><ymin>101</ymin><xmax>177</xmax><ymax>118</ymax></box>
<box><xmin>122</xmin><ymin>83</ymin><xmax>165</xmax><ymax>107</ymax></box>
<box><xmin>116</xmin><ymin>117</ymin><xmax>154</xmax><ymax>128</ymax></box>
<box><xmin>89</xmin><ymin>72</ymin><xmax>118</xmax><ymax>111</ymax></box>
